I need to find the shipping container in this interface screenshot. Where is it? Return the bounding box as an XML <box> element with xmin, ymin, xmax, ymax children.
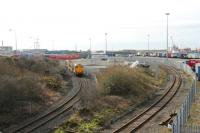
<box><xmin>187</xmin><ymin>52</ymin><xmax>200</xmax><ymax>59</ymax></box>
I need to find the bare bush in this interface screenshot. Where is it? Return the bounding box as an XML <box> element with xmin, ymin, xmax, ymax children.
<box><xmin>3</xmin><ymin>57</ymin><xmax>60</xmax><ymax>75</ymax></box>
<box><xmin>0</xmin><ymin>75</ymin><xmax>43</xmax><ymax>113</ymax></box>
<box><xmin>0</xmin><ymin>57</ymin><xmax>70</xmax><ymax>129</ymax></box>
<box><xmin>97</xmin><ymin>65</ymin><xmax>158</xmax><ymax>99</ymax></box>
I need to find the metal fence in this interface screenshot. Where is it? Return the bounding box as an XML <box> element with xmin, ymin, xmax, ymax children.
<box><xmin>172</xmin><ymin>82</ymin><xmax>196</xmax><ymax>133</ymax></box>
<box><xmin>109</xmin><ymin>57</ymin><xmax>198</xmax><ymax>132</ymax></box>
<box><xmin>166</xmin><ymin>60</ymin><xmax>198</xmax><ymax>133</ymax></box>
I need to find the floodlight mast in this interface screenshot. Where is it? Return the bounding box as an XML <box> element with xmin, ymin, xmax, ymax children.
<box><xmin>165</xmin><ymin>13</ymin><xmax>170</xmax><ymax>60</ymax></box>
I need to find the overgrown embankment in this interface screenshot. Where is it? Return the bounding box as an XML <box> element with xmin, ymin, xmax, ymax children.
<box><xmin>55</xmin><ymin>65</ymin><xmax>168</xmax><ymax>133</ymax></box>
<box><xmin>0</xmin><ymin>56</ymin><xmax>71</xmax><ymax>129</ymax></box>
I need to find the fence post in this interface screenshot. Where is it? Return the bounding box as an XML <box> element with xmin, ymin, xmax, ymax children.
<box><xmin>169</xmin><ymin>60</ymin><xmax>199</xmax><ymax>132</ymax></box>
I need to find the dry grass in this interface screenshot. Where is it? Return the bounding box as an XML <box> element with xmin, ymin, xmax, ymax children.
<box><xmin>0</xmin><ymin>57</ymin><xmax>70</xmax><ymax>129</ymax></box>
<box><xmin>158</xmin><ymin>127</ymin><xmax>172</xmax><ymax>133</ymax></box>
<box><xmin>55</xmin><ymin>65</ymin><xmax>168</xmax><ymax>133</ymax></box>
<box><xmin>187</xmin><ymin>81</ymin><xmax>200</xmax><ymax>125</ymax></box>
<box><xmin>96</xmin><ymin>65</ymin><xmax>166</xmax><ymax>102</ymax></box>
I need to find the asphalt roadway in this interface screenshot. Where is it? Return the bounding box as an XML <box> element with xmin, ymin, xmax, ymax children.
<box><xmin>72</xmin><ymin>56</ymin><xmax>187</xmax><ymax>74</ymax></box>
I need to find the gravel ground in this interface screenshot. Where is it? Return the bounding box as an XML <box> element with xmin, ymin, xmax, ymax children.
<box><xmin>186</xmin><ymin>81</ymin><xmax>200</xmax><ymax>125</ymax></box>
<box><xmin>101</xmin><ymin>68</ymin><xmax>173</xmax><ymax>133</ymax></box>
<box><xmin>98</xmin><ymin>65</ymin><xmax>192</xmax><ymax>133</ymax></box>
<box><xmin>138</xmin><ymin>68</ymin><xmax>193</xmax><ymax>133</ymax></box>
<box><xmin>71</xmin><ymin>57</ymin><xmax>192</xmax><ymax>133</ymax></box>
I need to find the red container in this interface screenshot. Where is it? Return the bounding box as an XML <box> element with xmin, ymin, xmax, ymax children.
<box><xmin>47</xmin><ymin>54</ymin><xmax>80</xmax><ymax>60</ymax></box>
<box><xmin>187</xmin><ymin>59</ymin><xmax>200</xmax><ymax>71</ymax></box>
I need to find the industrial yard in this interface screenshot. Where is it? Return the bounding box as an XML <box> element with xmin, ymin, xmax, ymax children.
<box><xmin>0</xmin><ymin>52</ymin><xmax>199</xmax><ymax>133</ymax></box>
<box><xmin>0</xmin><ymin>53</ymin><xmax>198</xmax><ymax>133</ymax></box>
<box><xmin>1</xmin><ymin>0</ymin><xmax>200</xmax><ymax>133</ymax></box>
<box><xmin>54</xmin><ymin>63</ymin><xmax>168</xmax><ymax>132</ymax></box>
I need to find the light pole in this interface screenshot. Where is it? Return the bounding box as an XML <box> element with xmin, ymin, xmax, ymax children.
<box><xmin>165</xmin><ymin>13</ymin><xmax>170</xmax><ymax>60</ymax></box>
<box><xmin>75</xmin><ymin>43</ymin><xmax>77</xmax><ymax>52</ymax></box>
<box><xmin>147</xmin><ymin>34</ymin><xmax>150</xmax><ymax>56</ymax></box>
<box><xmin>9</xmin><ymin>29</ymin><xmax>17</xmax><ymax>52</ymax></box>
<box><xmin>105</xmin><ymin>33</ymin><xmax>107</xmax><ymax>54</ymax></box>
<box><xmin>88</xmin><ymin>38</ymin><xmax>92</xmax><ymax>59</ymax></box>
<box><xmin>52</xmin><ymin>40</ymin><xmax>55</xmax><ymax>50</ymax></box>
<box><xmin>89</xmin><ymin>38</ymin><xmax>91</xmax><ymax>52</ymax></box>
<box><xmin>29</xmin><ymin>36</ymin><xmax>39</xmax><ymax>49</ymax></box>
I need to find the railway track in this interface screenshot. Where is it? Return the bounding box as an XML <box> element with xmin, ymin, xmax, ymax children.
<box><xmin>113</xmin><ymin>66</ymin><xmax>182</xmax><ymax>133</ymax></box>
<box><xmin>5</xmin><ymin>77</ymin><xmax>89</xmax><ymax>133</ymax></box>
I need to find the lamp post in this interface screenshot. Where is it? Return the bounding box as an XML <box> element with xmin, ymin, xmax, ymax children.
<box><xmin>75</xmin><ymin>43</ymin><xmax>77</xmax><ymax>52</ymax></box>
<box><xmin>89</xmin><ymin>38</ymin><xmax>91</xmax><ymax>52</ymax></box>
<box><xmin>147</xmin><ymin>34</ymin><xmax>150</xmax><ymax>56</ymax></box>
<box><xmin>88</xmin><ymin>38</ymin><xmax>92</xmax><ymax>59</ymax></box>
<box><xmin>105</xmin><ymin>33</ymin><xmax>107</xmax><ymax>54</ymax></box>
<box><xmin>29</xmin><ymin>36</ymin><xmax>39</xmax><ymax>49</ymax></box>
<box><xmin>165</xmin><ymin>13</ymin><xmax>170</xmax><ymax>60</ymax></box>
<box><xmin>9</xmin><ymin>29</ymin><xmax>17</xmax><ymax>52</ymax></box>
<box><xmin>52</xmin><ymin>40</ymin><xmax>55</xmax><ymax>50</ymax></box>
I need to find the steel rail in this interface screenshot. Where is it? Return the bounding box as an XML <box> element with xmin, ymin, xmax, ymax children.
<box><xmin>113</xmin><ymin>66</ymin><xmax>182</xmax><ymax>133</ymax></box>
<box><xmin>9</xmin><ymin>77</ymin><xmax>86</xmax><ymax>133</ymax></box>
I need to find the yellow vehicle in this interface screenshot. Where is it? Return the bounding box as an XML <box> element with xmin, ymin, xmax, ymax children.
<box><xmin>66</xmin><ymin>60</ymin><xmax>74</xmax><ymax>72</ymax></box>
<box><xmin>65</xmin><ymin>60</ymin><xmax>84</xmax><ymax>76</ymax></box>
<box><xmin>74</xmin><ymin>64</ymin><xmax>84</xmax><ymax>76</ymax></box>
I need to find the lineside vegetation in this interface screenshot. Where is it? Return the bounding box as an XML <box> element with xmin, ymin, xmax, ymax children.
<box><xmin>55</xmin><ymin>65</ymin><xmax>168</xmax><ymax>133</ymax></box>
<box><xmin>0</xmin><ymin>56</ymin><xmax>71</xmax><ymax>129</ymax></box>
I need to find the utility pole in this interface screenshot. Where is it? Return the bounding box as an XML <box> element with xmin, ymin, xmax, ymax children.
<box><xmin>1</xmin><ymin>40</ymin><xmax>3</xmax><ymax>46</ymax></box>
<box><xmin>34</xmin><ymin>38</ymin><xmax>39</xmax><ymax>49</ymax></box>
<box><xmin>9</xmin><ymin>29</ymin><xmax>17</xmax><ymax>51</ymax></box>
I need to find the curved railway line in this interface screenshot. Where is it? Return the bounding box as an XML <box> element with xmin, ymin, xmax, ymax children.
<box><xmin>5</xmin><ymin>77</ymin><xmax>90</xmax><ymax>133</ymax></box>
<box><xmin>113</xmin><ymin>66</ymin><xmax>182</xmax><ymax>133</ymax></box>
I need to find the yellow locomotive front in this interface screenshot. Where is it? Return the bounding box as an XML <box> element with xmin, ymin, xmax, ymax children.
<box><xmin>65</xmin><ymin>60</ymin><xmax>84</xmax><ymax>77</ymax></box>
<box><xmin>74</xmin><ymin>64</ymin><xmax>84</xmax><ymax>76</ymax></box>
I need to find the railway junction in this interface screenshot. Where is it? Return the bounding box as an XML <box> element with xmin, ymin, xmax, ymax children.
<box><xmin>73</xmin><ymin>57</ymin><xmax>194</xmax><ymax>133</ymax></box>
<box><xmin>2</xmin><ymin>56</ymin><xmax>197</xmax><ymax>133</ymax></box>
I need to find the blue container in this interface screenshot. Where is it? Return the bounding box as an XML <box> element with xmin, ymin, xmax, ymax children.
<box><xmin>198</xmin><ymin>66</ymin><xmax>200</xmax><ymax>81</ymax></box>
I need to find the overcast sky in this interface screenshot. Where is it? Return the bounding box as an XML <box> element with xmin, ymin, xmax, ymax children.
<box><xmin>0</xmin><ymin>0</ymin><xmax>200</xmax><ymax>51</ymax></box>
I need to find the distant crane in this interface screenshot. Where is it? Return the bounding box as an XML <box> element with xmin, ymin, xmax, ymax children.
<box><xmin>170</xmin><ymin>36</ymin><xmax>179</xmax><ymax>51</ymax></box>
<box><xmin>170</xmin><ymin>36</ymin><xmax>175</xmax><ymax>48</ymax></box>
